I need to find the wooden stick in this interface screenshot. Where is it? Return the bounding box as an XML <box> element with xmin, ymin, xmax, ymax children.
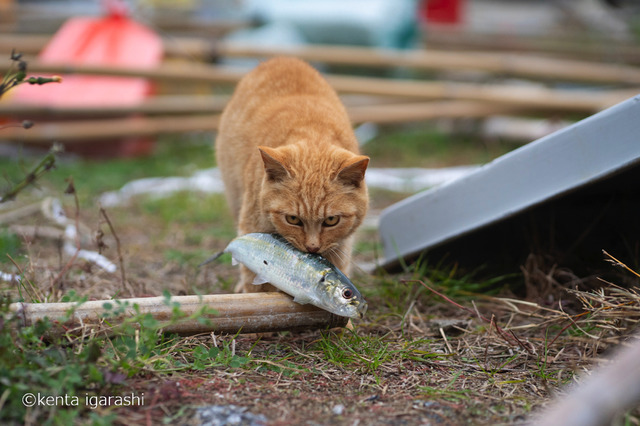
<box><xmin>9</xmin><ymin>292</ymin><xmax>348</xmax><ymax>337</ymax></box>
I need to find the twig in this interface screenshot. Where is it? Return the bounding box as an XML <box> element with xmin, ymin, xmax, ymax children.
<box><xmin>0</xmin><ymin>145</ymin><xmax>59</xmax><ymax>203</ymax></box>
<box><xmin>6</xmin><ymin>253</ymin><xmax>42</xmax><ymax>302</ymax></box>
<box><xmin>99</xmin><ymin>205</ymin><xmax>128</xmax><ymax>292</ymax></box>
<box><xmin>603</xmin><ymin>250</ymin><xmax>640</xmax><ymax>279</ymax></box>
<box><xmin>48</xmin><ymin>179</ymin><xmax>81</xmax><ymax>292</ymax></box>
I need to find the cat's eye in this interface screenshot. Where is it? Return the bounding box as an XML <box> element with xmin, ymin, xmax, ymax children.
<box><xmin>323</xmin><ymin>216</ymin><xmax>340</xmax><ymax>227</ymax></box>
<box><xmin>285</xmin><ymin>215</ymin><xmax>302</xmax><ymax>226</ymax></box>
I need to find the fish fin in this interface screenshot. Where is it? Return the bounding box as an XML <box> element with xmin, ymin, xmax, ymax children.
<box><xmin>251</xmin><ymin>274</ymin><xmax>269</xmax><ymax>285</ymax></box>
<box><xmin>293</xmin><ymin>295</ymin><xmax>312</xmax><ymax>305</ymax></box>
<box><xmin>231</xmin><ymin>257</ymin><xmax>239</xmax><ymax>266</ymax></box>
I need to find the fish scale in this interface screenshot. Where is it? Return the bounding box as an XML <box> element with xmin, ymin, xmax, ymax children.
<box><xmin>222</xmin><ymin>233</ymin><xmax>367</xmax><ymax>319</ymax></box>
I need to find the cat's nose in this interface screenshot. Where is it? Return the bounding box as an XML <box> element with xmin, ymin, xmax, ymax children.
<box><xmin>306</xmin><ymin>245</ymin><xmax>320</xmax><ymax>253</ymax></box>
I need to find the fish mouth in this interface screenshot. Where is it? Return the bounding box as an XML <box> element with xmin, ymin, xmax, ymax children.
<box><xmin>356</xmin><ymin>301</ymin><xmax>368</xmax><ymax>319</ymax></box>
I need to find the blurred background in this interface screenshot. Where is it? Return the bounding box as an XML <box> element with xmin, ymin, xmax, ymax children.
<box><xmin>2</xmin><ymin>0</ymin><xmax>639</xmax><ymax>156</ymax></box>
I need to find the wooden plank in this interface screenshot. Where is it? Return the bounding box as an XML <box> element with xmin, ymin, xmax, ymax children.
<box><xmin>378</xmin><ymin>95</ymin><xmax>640</xmax><ymax>270</ymax></box>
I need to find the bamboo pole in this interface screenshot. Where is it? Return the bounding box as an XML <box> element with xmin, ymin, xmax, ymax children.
<box><xmin>0</xmin><ymin>100</ymin><xmax>556</xmax><ymax>143</ymax></box>
<box><xmin>9</xmin><ymin>292</ymin><xmax>349</xmax><ymax>337</ymax></box>
<box><xmin>0</xmin><ymin>94</ymin><xmax>402</xmax><ymax>117</ymax></box>
<box><xmin>3</xmin><ymin>61</ymin><xmax>634</xmax><ymax>111</ymax></box>
<box><xmin>0</xmin><ymin>61</ymin><xmax>635</xmax><ymax>113</ymax></box>
<box><xmin>3</xmin><ymin>92</ymin><xmax>635</xmax><ymax>143</ymax></box>
<box><xmin>423</xmin><ymin>28</ymin><xmax>640</xmax><ymax>65</ymax></box>
<box><xmin>324</xmin><ymin>74</ymin><xmax>636</xmax><ymax>111</ymax></box>
<box><xmin>0</xmin><ymin>95</ymin><xmax>230</xmax><ymax>117</ymax></box>
<box><xmin>0</xmin><ymin>114</ymin><xmax>220</xmax><ymax>142</ymax></box>
<box><xmin>4</xmin><ymin>34</ymin><xmax>640</xmax><ymax>84</ymax></box>
<box><xmin>346</xmin><ymin>100</ymin><xmax>529</xmax><ymax>124</ymax></box>
<box><xmin>0</xmin><ymin>61</ymin><xmax>244</xmax><ymax>85</ymax></box>
<box><xmin>213</xmin><ymin>43</ymin><xmax>640</xmax><ymax>85</ymax></box>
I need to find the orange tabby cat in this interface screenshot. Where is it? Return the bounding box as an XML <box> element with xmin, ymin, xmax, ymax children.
<box><xmin>215</xmin><ymin>57</ymin><xmax>369</xmax><ymax>293</ymax></box>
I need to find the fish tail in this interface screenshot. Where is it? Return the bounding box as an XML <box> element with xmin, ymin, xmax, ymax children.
<box><xmin>198</xmin><ymin>251</ymin><xmax>225</xmax><ymax>268</ymax></box>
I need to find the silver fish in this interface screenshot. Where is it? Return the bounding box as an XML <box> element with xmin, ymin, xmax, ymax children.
<box><xmin>210</xmin><ymin>233</ymin><xmax>367</xmax><ymax>319</ymax></box>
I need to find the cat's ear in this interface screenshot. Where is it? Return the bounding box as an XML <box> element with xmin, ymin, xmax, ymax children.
<box><xmin>336</xmin><ymin>155</ymin><xmax>369</xmax><ymax>187</ymax></box>
<box><xmin>258</xmin><ymin>146</ymin><xmax>290</xmax><ymax>182</ymax></box>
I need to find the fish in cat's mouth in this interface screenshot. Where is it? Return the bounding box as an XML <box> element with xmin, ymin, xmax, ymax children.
<box><xmin>215</xmin><ymin>233</ymin><xmax>367</xmax><ymax>319</ymax></box>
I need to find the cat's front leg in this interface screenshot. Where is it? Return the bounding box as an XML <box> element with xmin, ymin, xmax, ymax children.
<box><xmin>235</xmin><ymin>264</ymin><xmax>257</xmax><ymax>293</ymax></box>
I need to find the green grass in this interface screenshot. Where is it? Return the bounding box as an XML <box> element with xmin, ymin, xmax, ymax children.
<box><xmin>140</xmin><ymin>191</ymin><xmax>234</xmax><ymax>240</ymax></box>
<box><xmin>0</xmin><ymin>291</ymin><xmax>223</xmax><ymax>424</ymax></box>
<box><xmin>418</xmin><ymin>371</ymin><xmax>474</xmax><ymax>403</ymax></box>
<box><xmin>0</xmin><ymin>135</ymin><xmax>215</xmax><ymax>206</ymax></box>
<box><xmin>0</xmin><ymin>229</ymin><xmax>22</xmax><ymax>265</ymax></box>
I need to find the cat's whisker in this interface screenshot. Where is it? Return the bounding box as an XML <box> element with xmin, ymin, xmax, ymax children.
<box><xmin>330</xmin><ymin>244</ymin><xmax>373</xmax><ymax>276</ymax></box>
<box><xmin>325</xmin><ymin>245</ymin><xmax>348</xmax><ymax>266</ymax></box>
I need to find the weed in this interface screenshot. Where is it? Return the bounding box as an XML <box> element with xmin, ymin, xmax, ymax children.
<box><xmin>0</xmin><ymin>229</ymin><xmax>22</xmax><ymax>265</ymax></box>
<box><xmin>0</xmin><ymin>290</ymin><xmax>224</xmax><ymax>424</ymax></box>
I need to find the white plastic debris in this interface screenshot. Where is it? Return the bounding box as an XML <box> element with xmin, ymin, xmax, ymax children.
<box><xmin>99</xmin><ymin>166</ymin><xmax>478</xmax><ymax>207</ymax></box>
<box><xmin>0</xmin><ymin>271</ymin><xmax>20</xmax><ymax>283</ymax></box>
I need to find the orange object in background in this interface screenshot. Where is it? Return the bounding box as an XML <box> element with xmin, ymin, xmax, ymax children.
<box><xmin>10</xmin><ymin>0</ymin><xmax>163</xmax><ymax>157</ymax></box>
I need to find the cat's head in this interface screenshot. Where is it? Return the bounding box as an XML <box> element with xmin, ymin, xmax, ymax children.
<box><xmin>257</xmin><ymin>144</ymin><xmax>369</xmax><ymax>257</ymax></box>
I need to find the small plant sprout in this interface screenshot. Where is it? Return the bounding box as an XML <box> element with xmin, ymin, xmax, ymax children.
<box><xmin>0</xmin><ymin>50</ymin><xmax>62</xmax><ymax>100</ymax></box>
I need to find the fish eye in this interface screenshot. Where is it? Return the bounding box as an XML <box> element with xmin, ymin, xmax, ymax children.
<box><xmin>323</xmin><ymin>216</ymin><xmax>340</xmax><ymax>227</ymax></box>
<box><xmin>285</xmin><ymin>215</ymin><xmax>302</xmax><ymax>226</ymax></box>
<box><xmin>342</xmin><ymin>289</ymin><xmax>354</xmax><ymax>299</ymax></box>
